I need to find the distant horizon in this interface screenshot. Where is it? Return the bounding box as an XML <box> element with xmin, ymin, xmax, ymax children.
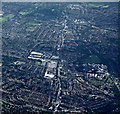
<box><xmin>1</xmin><ymin>0</ymin><xmax>119</xmax><ymax>2</ymax></box>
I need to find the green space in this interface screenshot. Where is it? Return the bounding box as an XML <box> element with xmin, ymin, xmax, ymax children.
<box><xmin>107</xmin><ymin>77</ymin><xmax>112</xmax><ymax>84</ymax></box>
<box><xmin>102</xmin><ymin>5</ymin><xmax>109</xmax><ymax>8</ymax></box>
<box><xmin>55</xmin><ymin>24</ymin><xmax>60</xmax><ymax>26</ymax></box>
<box><xmin>89</xmin><ymin>73</ymin><xmax>113</xmax><ymax>87</ymax></box>
<box><xmin>63</xmin><ymin>82</ymin><xmax>67</xmax><ymax>88</ymax></box>
<box><xmin>50</xmin><ymin>104</ymin><xmax>54</xmax><ymax>108</ymax></box>
<box><xmin>6</xmin><ymin>14</ymin><xmax>15</xmax><ymax>18</ymax></box>
<box><xmin>76</xmin><ymin>84</ymin><xmax>81</xmax><ymax>89</ymax></box>
<box><xmin>2</xmin><ymin>16</ymin><xmax>10</xmax><ymax>22</ymax></box>
<box><xmin>83</xmin><ymin>55</ymin><xmax>101</xmax><ymax>64</ymax></box>
<box><xmin>89</xmin><ymin>77</ymin><xmax>104</xmax><ymax>87</ymax></box>
<box><xmin>11</xmin><ymin>19</ymin><xmax>15</xmax><ymax>21</ymax></box>
<box><xmin>26</xmin><ymin>22</ymin><xmax>42</xmax><ymax>26</ymax></box>
<box><xmin>104</xmin><ymin>73</ymin><xmax>109</xmax><ymax>81</ymax></box>
<box><xmin>61</xmin><ymin>79</ymin><xmax>67</xmax><ymax>89</ymax></box>
<box><xmin>2</xmin><ymin>14</ymin><xmax>15</xmax><ymax>22</ymax></box>
<box><xmin>19</xmin><ymin>21</ymin><xmax>26</xmax><ymax>24</ymax></box>
<box><xmin>104</xmin><ymin>76</ymin><xmax>108</xmax><ymax>82</ymax></box>
<box><xmin>88</xmin><ymin>4</ymin><xmax>109</xmax><ymax>8</ymax></box>
<box><xmin>35</xmin><ymin>61</ymin><xmax>41</xmax><ymax>66</ymax></box>
<box><xmin>34</xmin><ymin>3</ymin><xmax>41</xmax><ymax>6</ymax></box>
<box><xmin>19</xmin><ymin>12</ymin><xmax>29</xmax><ymax>15</ymax></box>
<box><xmin>2</xmin><ymin>18</ymin><xmax>8</xmax><ymax>22</ymax></box>
<box><xmin>88</xmin><ymin>4</ymin><xmax>101</xmax><ymax>8</ymax></box>
<box><xmin>26</xmin><ymin>27</ymin><xmax>35</xmax><ymax>32</ymax></box>
<box><xmin>103</xmin><ymin>73</ymin><xmax>113</xmax><ymax>84</ymax></box>
<box><xmin>19</xmin><ymin>10</ymin><xmax>33</xmax><ymax>15</ymax></box>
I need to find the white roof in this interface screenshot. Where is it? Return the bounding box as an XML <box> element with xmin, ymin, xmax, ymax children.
<box><xmin>31</xmin><ymin>51</ymin><xmax>43</xmax><ymax>55</ymax></box>
<box><xmin>44</xmin><ymin>71</ymin><xmax>54</xmax><ymax>78</ymax></box>
<box><xmin>48</xmin><ymin>61</ymin><xmax>57</xmax><ymax>68</ymax></box>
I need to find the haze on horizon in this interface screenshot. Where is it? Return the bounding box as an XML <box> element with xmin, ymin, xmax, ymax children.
<box><xmin>1</xmin><ymin>0</ymin><xmax>119</xmax><ymax>2</ymax></box>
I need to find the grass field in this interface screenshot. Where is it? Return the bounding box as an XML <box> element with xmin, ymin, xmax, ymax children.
<box><xmin>35</xmin><ymin>61</ymin><xmax>41</xmax><ymax>66</ymax></box>
<box><xmin>26</xmin><ymin>22</ymin><xmax>42</xmax><ymax>26</ymax></box>
<box><xmin>19</xmin><ymin>12</ymin><xmax>30</xmax><ymax>15</ymax></box>
<box><xmin>88</xmin><ymin>4</ymin><xmax>109</xmax><ymax>8</ymax></box>
<box><xmin>19</xmin><ymin>9</ymin><xmax>33</xmax><ymax>15</ymax></box>
<box><xmin>90</xmin><ymin>77</ymin><xmax>104</xmax><ymax>87</ymax></box>
<box><xmin>26</xmin><ymin>27</ymin><xmax>35</xmax><ymax>32</ymax></box>
<box><xmin>2</xmin><ymin>14</ymin><xmax>15</xmax><ymax>22</ymax></box>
